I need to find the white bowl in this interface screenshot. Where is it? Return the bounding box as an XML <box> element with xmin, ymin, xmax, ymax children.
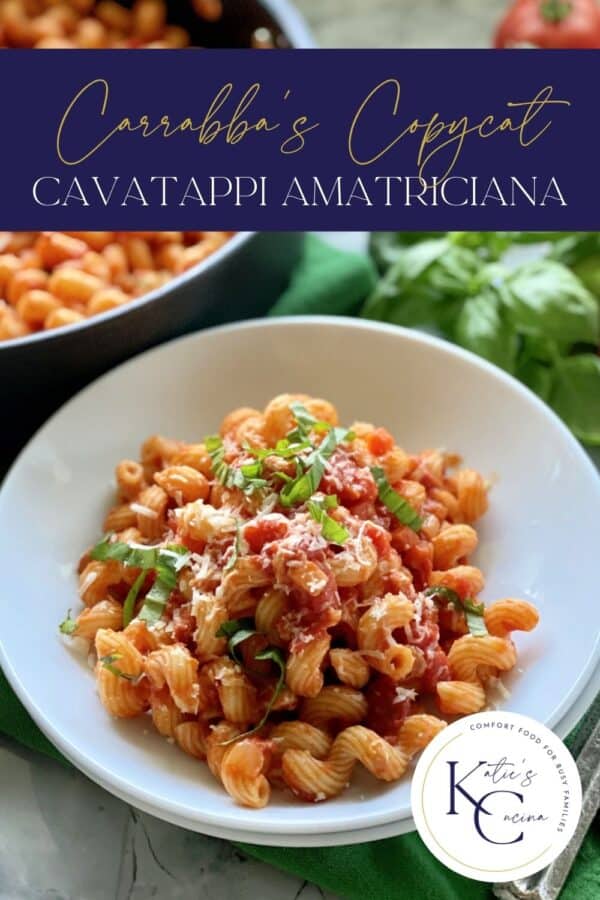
<box><xmin>1</xmin><ymin>316</ymin><xmax>599</xmax><ymax>844</ymax></box>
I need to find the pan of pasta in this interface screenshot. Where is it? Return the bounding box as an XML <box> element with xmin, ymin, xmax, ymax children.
<box><xmin>0</xmin><ymin>317</ymin><xmax>598</xmax><ymax>844</ymax></box>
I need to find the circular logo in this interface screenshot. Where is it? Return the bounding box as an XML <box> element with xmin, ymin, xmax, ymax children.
<box><xmin>411</xmin><ymin>711</ymin><xmax>582</xmax><ymax>882</ymax></box>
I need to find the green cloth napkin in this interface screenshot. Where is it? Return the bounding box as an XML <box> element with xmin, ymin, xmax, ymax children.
<box><xmin>0</xmin><ymin>236</ymin><xmax>598</xmax><ymax>900</ymax></box>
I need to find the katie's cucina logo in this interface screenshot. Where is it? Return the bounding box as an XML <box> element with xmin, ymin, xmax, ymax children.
<box><xmin>411</xmin><ymin>711</ymin><xmax>581</xmax><ymax>882</ymax></box>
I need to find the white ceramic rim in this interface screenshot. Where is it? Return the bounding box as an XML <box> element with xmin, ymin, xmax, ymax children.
<box><xmin>262</xmin><ymin>0</ymin><xmax>317</xmax><ymax>48</ymax></box>
<box><xmin>1</xmin><ymin>316</ymin><xmax>599</xmax><ymax>838</ymax></box>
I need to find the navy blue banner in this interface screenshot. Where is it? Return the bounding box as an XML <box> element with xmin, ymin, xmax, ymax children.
<box><xmin>0</xmin><ymin>49</ymin><xmax>596</xmax><ymax>229</ymax></box>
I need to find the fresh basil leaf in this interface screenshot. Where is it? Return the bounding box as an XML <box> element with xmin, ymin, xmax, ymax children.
<box><xmin>216</xmin><ymin>618</ymin><xmax>255</xmax><ymax>641</ymax></box>
<box><xmin>289</xmin><ymin>402</ymin><xmax>330</xmax><ymax>434</ymax></box>
<box><xmin>204</xmin><ymin>434</ymin><xmax>223</xmax><ymax>453</ymax></box>
<box><xmin>424</xmin><ymin>585</ymin><xmax>462</xmax><ymax>605</ymax></box>
<box><xmin>463</xmin><ymin>599</ymin><xmax>488</xmax><ymax>637</ymax></box>
<box><xmin>424</xmin><ymin>586</ymin><xmax>488</xmax><ymax>637</ymax></box>
<box><xmin>280</xmin><ymin>455</ymin><xmax>324</xmax><ymax>507</ymax></box>
<box><xmin>455</xmin><ymin>289</ymin><xmax>519</xmax><ymax>374</ymax></box>
<box><xmin>371</xmin><ymin>466</ymin><xmax>422</xmax><ymax>532</ymax></box>
<box><xmin>206</xmin><ymin>435</ymin><xmax>269</xmax><ymax>494</ymax></box>
<box><xmin>449</xmin><ymin>231</ymin><xmax>515</xmax><ymax>261</ymax></box>
<box><xmin>99</xmin><ymin>653</ymin><xmax>140</xmax><ymax>682</ymax></box>
<box><xmin>240</xmin><ymin>461</ymin><xmax>262</xmax><ymax>479</ymax></box>
<box><xmin>226</xmin><ymin>628</ymin><xmax>258</xmax><ymax>663</ymax></box>
<box><xmin>307</xmin><ymin>498</ymin><xmax>349</xmax><ymax>544</ymax></box>
<box><xmin>59</xmin><ymin>610</ymin><xmax>77</xmax><ymax>635</ymax></box>
<box><xmin>503</xmin><ymin>261</ymin><xmax>599</xmax><ymax>346</ymax></box>
<box><xmin>370</xmin><ymin>231</ymin><xmax>441</xmax><ymax>271</ymax></box>
<box><xmin>363</xmin><ymin>239</ymin><xmax>481</xmax><ymax>333</ymax></box>
<box><xmin>90</xmin><ymin>535</ymin><xmax>159</xmax><ymax>570</ymax></box>
<box><xmin>516</xmin><ymin>358</ymin><xmax>555</xmax><ymax>403</ymax></box>
<box><xmin>122</xmin><ymin>570</ymin><xmax>146</xmax><ymax>627</ymax></box>
<box><xmin>572</xmin><ymin>255</ymin><xmax>600</xmax><ymax>300</ymax></box>
<box><xmin>138</xmin><ymin>574</ymin><xmax>173</xmax><ymax>625</ymax></box>
<box><xmin>224</xmin><ymin>522</ymin><xmax>242</xmax><ymax>574</ymax></box>
<box><xmin>219</xmin><ymin>645</ymin><xmax>286</xmax><ymax>747</ymax></box>
<box><xmin>550</xmin><ymin>232</ymin><xmax>600</xmax><ymax>269</ymax></box>
<box><xmin>138</xmin><ymin>546</ymin><xmax>190</xmax><ymax>625</ymax></box>
<box><xmin>549</xmin><ymin>354</ymin><xmax>600</xmax><ymax>446</ymax></box>
<box><xmin>246</xmin><ymin>439</ymin><xmax>312</xmax><ymax>461</ymax></box>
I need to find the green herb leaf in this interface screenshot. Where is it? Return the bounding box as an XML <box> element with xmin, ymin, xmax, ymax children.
<box><xmin>549</xmin><ymin>354</ymin><xmax>600</xmax><ymax>446</ymax></box>
<box><xmin>307</xmin><ymin>497</ymin><xmax>349</xmax><ymax>544</ymax></box>
<box><xmin>90</xmin><ymin>534</ymin><xmax>159</xmax><ymax>570</ymax></box>
<box><xmin>206</xmin><ymin>435</ymin><xmax>269</xmax><ymax>494</ymax></box>
<box><xmin>122</xmin><ymin>571</ymin><xmax>146</xmax><ymax>627</ymax></box>
<box><xmin>279</xmin><ymin>455</ymin><xmax>324</xmax><ymax>507</ymax></box>
<box><xmin>139</xmin><ymin>545</ymin><xmax>190</xmax><ymax>625</ymax></box>
<box><xmin>99</xmin><ymin>653</ymin><xmax>141</xmax><ymax>682</ymax></box>
<box><xmin>220</xmin><ymin>645</ymin><xmax>286</xmax><ymax>746</ymax></box>
<box><xmin>516</xmin><ymin>358</ymin><xmax>555</xmax><ymax>403</ymax></box>
<box><xmin>59</xmin><ymin>610</ymin><xmax>77</xmax><ymax>635</ymax></box>
<box><xmin>216</xmin><ymin>618</ymin><xmax>256</xmax><ymax>662</ymax></box>
<box><xmin>362</xmin><ymin>238</ymin><xmax>480</xmax><ymax>329</ymax></box>
<box><xmin>246</xmin><ymin>438</ymin><xmax>312</xmax><ymax>461</ymax></box>
<box><xmin>214</xmin><ymin>622</ymin><xmax>287</xmax><ymax>746</ymax></box>
<box><xmin>224</xmin><ymin>522</ymin><xmax>242</xmax><ymax>574</ymax></box>
<box><xmin>371</xmin><ymin>466</ymin><xmax>423</xmax><ymax>532</ymax></box>
<box><xmin>90</xmin><ymin>536</ymin><xmax>190</xmax><ymax>627</ymax></box>
<box><xmin>502</xmin><ymin>261</ymin><xmax>599</xmax><ymax>346</ymax></box>
<box><xmin>463</xmin><ymin>599</ymin><xmax>489</xmax><ymax>637</ymax></box>
<box><xmin>288</xmin><ymin>402</ymin><xmax>331</xmax><ymax>435</ymax></box>
<box><xmin>424</xmin><ymin>586</ymin><xmax>488</xmax><ymax>637</ymax></box>
<box><xmin>455</xmin><ymin>289</ymin><xmax>519</xmax><ymax>374</ymax></box>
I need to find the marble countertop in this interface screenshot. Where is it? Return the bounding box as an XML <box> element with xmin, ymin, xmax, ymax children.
<box><xmin>294</xmin><ymin>0</ymin><xmax>508</xmax><ymax>48</ymax></box>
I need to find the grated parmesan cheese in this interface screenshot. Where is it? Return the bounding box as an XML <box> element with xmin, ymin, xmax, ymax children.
<box><xmin>394</xmin><ymin>686</ymin><xmax>418</xmax><ymax>703</ymax></box>
<box><xmin>130</xmin><ymin>503</ymin><xmax>158</xmax><ymax>519</ymax></box>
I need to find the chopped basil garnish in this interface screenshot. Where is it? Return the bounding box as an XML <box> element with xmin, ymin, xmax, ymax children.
<box><xmin>224</xmin><ymin>521</ymin><xmax>242</xmax><ymax>574</ymax></box>
<box><xmin>99</xmin><ymin>652</ymin><xmax>141</xmax><ymax>682</ymax></box>
<box><xmin>246</xmin><ymin>437</ymin><xmax>312</xmax><ymax>461</ymax></box>
<box><xmin>371</xmin><ymin>466</ymin><xmax>423</xmax><ymax>532</ymax></box>
<box><xmin>288</xmin><ymin>401</ymin><xmax>331</xmax><ymax>440</ymax></box>
<box><xmin>278</xmin><ymin>408</ymin><xmax>354</xmax><ymax>509</ymax></box>
<box><xmin>59</xmin><ymin>610</ymin><xmax>77</xmax><ymax>635</ymax></box>
<box><xmin>279</xmin><ymin>454</ymin><xmax>325</xmax><ymax>507</ymax></box>
<box><xmin>90</xmin><ymin>536</ymin><xmax>190</xmax><ymax>626</ymax></box>
<box><xmin>424</xmin><ymin>585</ymin><xmax>488</xmax><ymax>637</ymax></box>
<box><xmin>122</xmin><ymin>571</ymin><xmax>146</xmax><ymax>627</ymax></box>
<box><xmin>215</xmin><ymin>619</ymin><xmax>286</xmax><ymax>745</ymax></box>
<box><xmin>307</xmin><ymin>496</ymin><xmax>349</xmax><ymax>544</ymax></box>
<box><xmin>206</xmin><ymin>435</ymin><xmax>268</xmax><ymax>494</ymax></box>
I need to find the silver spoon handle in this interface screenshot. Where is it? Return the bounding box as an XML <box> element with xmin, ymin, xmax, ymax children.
<box><xmin>493</xmin><ymin>713</ymin><xmax>600</xmax><ymax>900</ymax></box>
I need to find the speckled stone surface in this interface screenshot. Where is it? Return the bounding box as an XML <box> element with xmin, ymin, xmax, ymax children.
<box><xmin>0</xmin><ymin>3</ymin><xmax>509</xmax><ymax>898</ymax></box>
<box><xmin>295</xmin><ymin>0</ymin><xmax>507</xmax><ymax>48</ymax></box>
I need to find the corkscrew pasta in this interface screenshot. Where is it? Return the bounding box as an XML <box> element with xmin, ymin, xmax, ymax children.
<box><xmin>60</xmin><ymin>394</ymin><xmax>540</xmax><ymax>807</ymax></box>
<box><xmin>0</xmin><ymin>231</ymin><xmax>233</xmax><ymax>341</ymax></box>
<box><xmin>0</xmin><ymin>1</ymin><xmax>222</xmax><ymax>49</ymax></box>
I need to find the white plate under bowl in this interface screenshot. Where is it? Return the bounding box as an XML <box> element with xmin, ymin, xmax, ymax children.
<box><xmin>1</xmin><ymin>317</ymin><xmax>599</xmax><ymax>843</ymax></box>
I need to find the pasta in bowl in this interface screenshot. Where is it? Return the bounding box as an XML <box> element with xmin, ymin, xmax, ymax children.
<box><xmin>61</xmin><ymin>393</ymin><xmax>539</xmax><ymax>809</ymax></box>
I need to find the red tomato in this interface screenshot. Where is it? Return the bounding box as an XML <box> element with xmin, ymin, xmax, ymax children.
<box><xmin>494</xmin><ymin>0</ymin><xmax>600</xmax><ymax>48</ymax></box>
<box><xmin>320</xmin><ymin>452</ymin><xmax>378</xmax><ymax>506</ymax></box>
<box><xmin>363</xmin><ymin>521</ymin><xmax>392</xmax><ymax>556</ymax></box>
<box><xmin>366</xmin><ymin>675</ymin><xmax>413</xmax><ymax>738</ymax></box>
<box><xmin>420</xmin><ymin>647</ymin><xmax>451</xmax><ymax>693</ymax></box>
<box><xmin>244</xmin><ymin>516</ymin><xmax>288</xmax><ymax>553</ymax></box>
<box><xmin>365</xmin><ymin>427</ymin><xmax>395</xmax><ymax>456</ymax></box>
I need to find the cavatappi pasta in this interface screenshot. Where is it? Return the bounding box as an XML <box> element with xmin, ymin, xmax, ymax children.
<box><xmin>61</xmin><ymin>394</ymin><xmax>539</xmax><ymax>808</ymax></box>
<box><xmin>0</xmin><ymin>1</ymin><xmax>223</xmax><ymax>49</ymax></box>
<box><xmin>0</xmin><ymin>231</ymin><xmax>233</xmax><ymax>341</ymax></box>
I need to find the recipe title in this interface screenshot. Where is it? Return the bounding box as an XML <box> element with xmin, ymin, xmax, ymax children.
<box><xmin>31</xmin><ymin>78</ymin><xmax>570</xmax><ymax>210</ymax></box>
